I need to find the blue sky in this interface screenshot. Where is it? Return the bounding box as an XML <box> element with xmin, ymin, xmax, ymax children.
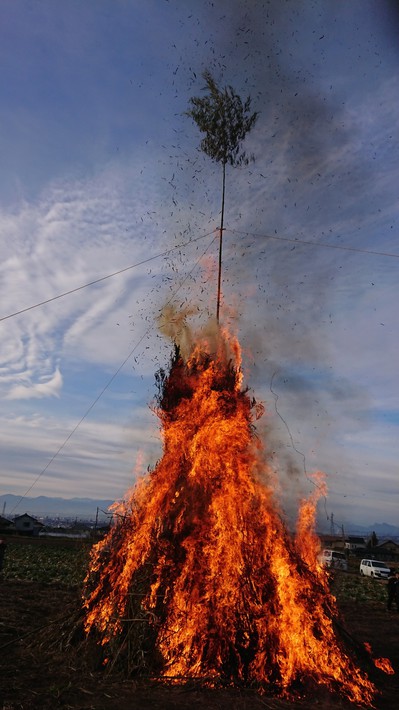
<box><xmin>0</xmin><ymin>0</ymin><xmax>398</xmax><ymax>530</ymax></box>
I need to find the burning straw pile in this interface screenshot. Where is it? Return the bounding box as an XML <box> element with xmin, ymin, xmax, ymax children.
<box><xmin>82</xmin><ymin>324</ymin><xmax>376</xmax><ymax>704</ymax></box>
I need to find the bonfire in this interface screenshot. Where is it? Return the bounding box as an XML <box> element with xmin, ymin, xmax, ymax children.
<box><xmin>83</xmin><ymin>320</ymin><xmax>378</xmax><ymax>704</ymax></box>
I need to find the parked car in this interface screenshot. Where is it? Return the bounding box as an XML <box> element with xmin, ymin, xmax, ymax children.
<box><xmin>319</xmin><ymin>549</ymin><xmax>348</xmax><ymax>571</ymax></box>
<box><xmin>359</xmin><ymin>559</ymin><xmax>390</xmax><ymax>579</ymax></box>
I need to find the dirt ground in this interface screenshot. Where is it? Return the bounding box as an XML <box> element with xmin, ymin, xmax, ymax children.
<box><xmin>0</xmin><ymin>578</ymin><xmax>398</xmax><ymax>710</ymax></box>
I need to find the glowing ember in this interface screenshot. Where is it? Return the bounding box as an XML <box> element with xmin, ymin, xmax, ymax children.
<box><xmin>83</xmin><ymin>327</ymin><xmax>376</xmax><ymax>704</ymax></box>
<box><xmin>364</xmin><ymin>642</ymin><xmax>395</xmax><ymax>676</ymax></box>
<box><xmin>373</xmin><ymin>658</ymin><xmax>395</xmax><ymax>675</ymax></box>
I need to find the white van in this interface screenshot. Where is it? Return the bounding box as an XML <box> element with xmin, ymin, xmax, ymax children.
<box><xmin>359</xmin><ymin>559</ymin><xmax>390</xmax><ymax>579</ymax></box>
<box><xmin>319</xmin><ymin>549</ymin><xmax>348</xmax><ymax>571</ymax></box>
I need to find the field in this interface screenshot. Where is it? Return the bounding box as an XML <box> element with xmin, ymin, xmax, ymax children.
<box><xmin>1</xmin><ymin>537</ymin><xmax>398</xmax><ymax>710</ymax></box>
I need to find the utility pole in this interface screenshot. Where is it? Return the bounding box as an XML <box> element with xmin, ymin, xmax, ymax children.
<box><xmin>216</xmin><ymin>163</ymin><xmax>226</xmax><ymax>323</ymax></box>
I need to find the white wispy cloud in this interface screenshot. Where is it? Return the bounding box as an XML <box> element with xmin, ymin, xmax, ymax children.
<box><xmin>0</xmin><ymin>404</ymin><xmax>160</xmax><ymax>499</ymax></box>
<box><xmin>6</xmin><ymin>366</ymin><xmax>63</xmax><ymax>400</ymax></box>
<box><xmin>0</xmin><ymin>160</ymin><xmax>177</xmax><ymax>399</ymax></box>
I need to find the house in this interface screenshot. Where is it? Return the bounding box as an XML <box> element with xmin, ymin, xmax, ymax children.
<box><xmin>0</xmin><ymin>515</ymin><xmax>14</xmax><ymax>535</ymax></box>
<box><xmin>373</xmin><ymin>540</ymin><xmax>399</xmax><ymax>562</ymax></box>
<box><xmin>318</xmin><ymin>534</ymin><xmax>345</xmax><ymax>551</ymax></box>
<box><xmin>13</xmin><ymin>513</ymin><xmax>44</xmax><ymax>536</ymax></box>
<box><xmin>344</xmin><ymin>536</ymin><xmax>366</xmax><ymax>552</ymax></box>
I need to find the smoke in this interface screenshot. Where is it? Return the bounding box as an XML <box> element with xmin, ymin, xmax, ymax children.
<box><xmin>157</xmin><ymin>0</ymin><xmax>394</xmax><ymax>526</ymax></box>
<box><xmin>157</xmin><ymin>303</ymin><xmax>241</xmax><ymax>366</ymax></box>
<box><xmin>157</xmin><ymin>304</ymin><xmax>200</xmax><ymax>360</ymax></box>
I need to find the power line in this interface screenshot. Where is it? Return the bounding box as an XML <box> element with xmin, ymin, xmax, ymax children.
<box><xmin>0</xmin><ymin>230</ymin><xmax>217</xmax><ymax>324</ymax></box>
<box><xmin>7</xmin><ymin>222</ymin><xmax>396</xmax><ymax>510</ymax></box>
<box><xmin>10</xmin><ymin>233</ymin><xmax>218</xmax><ymax>514</ymax></box>
<box><xmin>3</xmin><ymin>226</ymin><xmax>397</xmax><ymax>327</ymax></box>
<box><xmin>228</xmin><ymin>228</ymin><xmax>399</xmax><ymax>259</ymax></box>
<box><xmin>9</xmin><ymin>337</ymin><xmax>145</xmax><ymax>514</ymax></box>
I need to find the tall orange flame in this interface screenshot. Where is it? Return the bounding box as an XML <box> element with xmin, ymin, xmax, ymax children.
<box><xmin>83</xmin><ymin>328</ymin><xmax>375</xmax><ymax>704</ymax></box>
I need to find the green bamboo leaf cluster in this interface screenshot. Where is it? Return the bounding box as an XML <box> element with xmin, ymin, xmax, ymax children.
<box><xmin>186</xmin><ymin>69</ymin><xmax>258</xmax><ymax>167</ymax></box>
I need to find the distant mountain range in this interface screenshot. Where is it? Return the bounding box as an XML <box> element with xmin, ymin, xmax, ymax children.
<box><xmin>343</xmin><ymin>522</ymin><xmax>399</xmax><ymax>537</ymax></box>
<box><xmin>1</xmin><ymin>494</ymin><xmax>399</xmax><ymax>536</ymax></box>
<box><xmin>0</xmin><ymin>494</ymin><xmax>115</xmax><ymax>520</ymax></box>
<box><xmin>315</xmin><ymin>520</ymin><xmax>399</xmax><ymax>538</ymax></box>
